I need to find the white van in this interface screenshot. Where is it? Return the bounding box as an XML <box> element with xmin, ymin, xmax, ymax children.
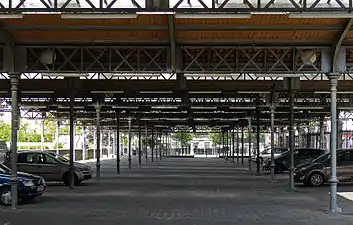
<box><xmin>0</xmin><ymin>141</ymin><xmax>8</xmax><ymax>163</ymax></box>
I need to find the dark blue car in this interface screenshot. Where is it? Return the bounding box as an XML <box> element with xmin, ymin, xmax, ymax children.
<box><xmin>0</xmin><ymin>163</ymin><xmax>46</xmax><ymax>205</ymax></box>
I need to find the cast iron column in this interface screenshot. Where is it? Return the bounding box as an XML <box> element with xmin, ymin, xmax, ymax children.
<box><xmin>95</xmin><ymin>105</ymin><xmax>101</xmax><ymax>178</ymax></box>
<box><xmin>56</xmin><ymin>120</ymin><xmax>60</xmax><ymax>155</ymax></box>
<box><xmin>248</xmin><ymin>119</ymin><xmax>252</xmax><ymax>173</ymax></box>
<box><xmin>288</xmin><ymin>78</ymin><xmax>295</xmax><ymax>191</ymax></box>
<box><xmin>237</xmin><ymin>127</ymin><xmax>240</xmax><ymax>164</ymax></box>
<box><xmin>232</xmin><ymin>129</ymin><xmax>235</xmax><ymax>163</ymax></box>
<box><xmin>159</xmin><ymin>133</ymin><xmax>162</xmax><ymax>160</ymax></box>
<box><xmin>145</xmin><ymin>124</ymin><xmax>148</xmax><ymax>163</ymax></box>
<box><xmin>241</xmin><ymin>126</ymin><xmax>244</xmax><ymax>165</ymax></box>
<box><xmin>328</xmin><ymin>73</ymin><xmax>341</xmax><ymax>214</ymax></box>
<box><xmin>82</xmin><ymin>125</ymin><xmax>86</xmax><ymax>162</ymax></box>
<box><xmin>270</xmin><ymin>105</ymin><xmax>276</xmax><ymax>183</ymax></box>
<box><xmin>128</xmin><ymin>117</ymin><xmax>132</xmax><ymax>170</ymax></box>
<box><xmin>116</xmin><ymin>112</ymin><xmax>120</xmax><ymax>174</ymax></box>
<box><xmin>138</xmin><ymin>124</ymin><xmax>142</xmax><ymax>167</ymax></box>
<box><xmin>69</xmin><ymin>93</ymin><xmax>75</xmax><ymax>188</ymax></box>
<box><xmin>151</xmin><ymin>126</ymin><xmax>154</xmax><ymax>162</ymax></box>
<box><xmin>10</xmin><ymin>74</ymin><xmax>19</xmax><ymax>209</ymax></box>
<box><xmin>256</xmin><ymin>104</ymin><xmax>261</xmax><ymax>175</ymax></box>
<box><xmin>226</xmin><ymin>130</ymin><xmax>229</xmax><ymax>161</ymax></box>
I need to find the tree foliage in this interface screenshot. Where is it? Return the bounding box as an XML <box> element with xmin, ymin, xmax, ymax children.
<box><xmin>172</xmin><ymin>130</ymin><xmax>193</xmax><ymax>148</ymax></box>
<box><xmin>0</xmin><ymin>120</ymin><xmax>11</xmax><ymax>141</ymax></box>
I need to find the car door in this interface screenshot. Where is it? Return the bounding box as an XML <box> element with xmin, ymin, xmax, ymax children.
<box><xmin>336</xmin><ymin>150</ymin><xmax>353</xmax><ymax>181</ymax></box>
<box><xmin>35</xmin><ymin>153</ymin><xmax>62</xmax><ymax>181</ymax></box>
<box><xmin>17</xmin><ymin>152</ymin><xmax>40</xmax><ymax>175</ymax></box>
<box><xmin>294</xmin><ymin>149</ymin><xmax>307</xmax><ymax>166</ymax></box>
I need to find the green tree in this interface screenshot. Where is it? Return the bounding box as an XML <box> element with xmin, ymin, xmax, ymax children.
<box><xmin>172</xmin><ymin>130</ymin><xmax>193</xmax><ymax>148</ymax></box>
<box><xmin>0</xmin><ymin>120</ymin><xmax>11</xmax><ymax>141</ymax></box>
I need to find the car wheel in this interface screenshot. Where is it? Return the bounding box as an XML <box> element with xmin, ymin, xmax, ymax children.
<box><xmin>308</xmin><ymin>172</ymin><xmax>324</xmax><ymax>187</ymax></box>
<box><xmin>63</xmin><ymin>173</ymin><xmax>81</xmax><ymax>186</ymax></box>
<box><xmin>74</xmin><ymin>174</ymin><xmax>81</xmax><ymax>186</ymax></box>
<box><xmin>0</xmin><ymin>187</ymin><xmax>11</xmax><ymax>206</ymax></box>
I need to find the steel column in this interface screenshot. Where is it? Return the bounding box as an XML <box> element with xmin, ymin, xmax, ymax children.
<box><xmin>270</xmin><ymin>105</ymin><xmax>276</xmax><ymax>182</ymax></box>
<box><xmin>241</xmin><ymin>126</ymin><xmax>244</xmax><ymax>165</ymax></box>
<box><xmin>10</xmin><ymin>74</ymin><xmax>19</xmax><ymax>210</ymax></box>
<box><xmin>128</xmin><ymin>117</ymin><xmax>132</xmax><ymax>170</ymax></box>
<box><xmin>320</xmin><ymin>117</ymin><xmax>325</xmax><ymax>149</ymax></box>
<box><xmin>237</xmin><ymin>127</ymin><xmax>240</xmax><ymax>164</ymax></box>
<box><xmin>116</xmin><ymin>113</ymin><xmax>120</xmax><ymax>174</ymax></box>
<box><xmin>151</xmin><ymin>125</ymin><xmax>154</xmax><ymax>162</ymax></box>
<box><xmin>226</xmin><ymin>130</ymin><xmax>229</xmax><ymax>161</ymax></box>
<box><xmin>256</xmin><ymin>105</ymin><xmax>261</xmax><ymax>175</ymax></box>
<box><xmin>232</xmin><ymin>129</ymin><xmax>235</xmax><ymax>163</ymax></box>
<box><xmin>69</xmin><ymin>93</ymin><xmax>75</xmax><ymax>188</ymax></box>
<box><xmin>248</xmin><ymin>119</ymin><xmax>252</xmax><ymax>173</ymax></box>
<box><xmin>82</xmin><ymin>125</ymin><xmax>86</xmax><ymax>162</ymax></box>
<box><xmin>328</xmin><ymin>73</ymin><xmax>341</xmax><ymax>215</ymax></box>
<box><xmin>159</xmin><ymin>133</ymin><xmax>162</xmax><ymax>160</ymax></box>
<box><xmin>138</xmin><ymin>124</ymin><xmax>142</xmax><ymax>167</ymax></box>
<box><xmin>56</xmin><ymin>120</ymin><xmax>60</xmax><ymax>155</ymax></box>
<box><xmin>95</xmin><ymin>105</ymin><xmax>101</xmax><ymax>178</ymax></box>
<box><xmin>41</xmin><ymin>118</ymin><xmax>45</xmax><ymax>151</ymax></box>
<box><xmin>145</xmin><ymin>124</ymin><xmax>148</xmax><ymax>163</ymax></box>
<box><xmin>288</xmin><ymin>78</ymin><xmax>295</xmax><ymax>191</ymax></box>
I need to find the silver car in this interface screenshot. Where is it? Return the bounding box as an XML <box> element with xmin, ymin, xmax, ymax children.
<box><xmin>5</xmin><ymin>151</ymin><xmax>93</xmax><ymax>186</ymax></box>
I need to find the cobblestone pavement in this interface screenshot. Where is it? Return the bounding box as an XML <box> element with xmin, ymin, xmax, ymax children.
<box><xmin>1</xmin><ymin>157</ymin><xmax>353</xmax><ymax>225</ymax></box>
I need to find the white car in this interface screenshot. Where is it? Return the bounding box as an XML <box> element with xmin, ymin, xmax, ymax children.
<box><xmin>251</xmin><ymin>148</ymin><xmax>288</xmax><ymax>163</ymax></box>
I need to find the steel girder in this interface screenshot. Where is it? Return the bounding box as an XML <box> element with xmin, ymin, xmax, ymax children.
<box><xmin>0</xmin><ymin>46</ymin><xmax>343</xmax><ymax>74</ymax></box>
<box><xmin>1</xmin><ymin>0</ymin><xmax>353</xmax><ymax>13</ymax></box>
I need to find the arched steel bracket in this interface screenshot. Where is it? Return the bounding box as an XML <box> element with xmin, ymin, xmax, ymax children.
<box><xmin>333</xmin><ymin>18</ymin><xmax>353</xmax><ymax>72</ymax></box>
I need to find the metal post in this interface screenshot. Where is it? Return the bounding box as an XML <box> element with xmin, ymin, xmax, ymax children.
<box><xmin>82</xmin><ymin>125</ymin><xmax>86</xmax><ymax>162</ymax></box>
<box><xmin>95</xmin><ymin>105</ymin><xmax>101</xmax><ymax>178</ymax></box>
<box><xmin>270</xmin><ymin>105</ymin><xmax>276</xmax><ymax>183</ymax></box>
<box><xmin>288</xmin><ymin>78</ymin><xmax>295</xmax><ymax>191</ymax></box>
<box><xmin>248</xmin><ymin>119</ymin><xmax>252</xmax><ymax>173</ymax></box>
<box><xmin>41</xmin><ymin>118</ymin><xmax>45</xmax><ymax>151</ymax></box>
<box><xmin>222</xmin><ymin>131</ymin><xmax>225</xmax><ymax>158</ymax></box>
<box><xmin>151</xmin><ymin>126</ymin><xmax>154</xmax><ymax>162</ymax></box>
<box><xmin>319</xmin><ymin>116</ymin><xmax>325</xmax><ymax>149</ymax></box>
<box><xmin>256</xmin><ymin>105</ymin><xmax>261</xmax><ymax>175</ymax></box>
<box><xmin>145</xmin><ymin>124</ymin><xmax>148</xmax><ymax>163</ymax></box>
<box><xmin>56</xmin><ymin>120</ymin><xmax>60</xmax><ymax>155</ymax></box>
<box><xmin>138</xmin><ymin>124</ymin><xmax>142</xmax><ymax>167</ymax></box>
<box><xmin>128</xmin><ymin>117</ymin><xmax>132</xmax><ymax>170</ymax></box>
<box><xmin>328</xmin><ymin>73</ymin><xmax>341</xmax><ymax>214</ymax></box>
<box><xmin>241</xmin><ymin>126</ymin><xmax>244</xmax><ymax>165</ymax></box>
<box><xmin>226</xmin><ymin>130</ymin><xmax>229</xmax><ymax>161</ymax></box>
<box><xmin>69</xmin><ymin>94</ymin><xmax>75</xmax><ymax>188</ymax></box>
<box><xmin>10</xmin><ymin>74</ymin><xmax>19</xmax><ymax>210</ymax></box>
<box><xmin>237</xmin><ymin>128</ymin><xmax>240</xmax><ymax>164</ymax></box>
<box><xmin>116</xmin><ymin>112</ymin><xmax>120</xmax><ymax>174</ymax></box>
<box><xmin>159</xmin><ymin>133</ymin><xmax>162</xmax><ymax>160</ymax></box>
<box><xmin>232</xmin><ymin>129</ymin><xmax>235</xmax><ymax>163</ymax></box>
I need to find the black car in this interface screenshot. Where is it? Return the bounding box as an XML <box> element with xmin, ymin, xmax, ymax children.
<box><xmin>294</xmin><ymin>149</ymin><xmax>353</xmax><ymax>187</ymax></box>
<box><xmin>263</xmin><ymin>148</ymin><xmax>326</xmax><ymax>173</ymax></box>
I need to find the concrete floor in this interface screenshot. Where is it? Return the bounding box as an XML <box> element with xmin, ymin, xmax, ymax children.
<box><xmin>1</xmin><ymin>156</ymin><xmax>353</xmax><ymax>225</ymax></box>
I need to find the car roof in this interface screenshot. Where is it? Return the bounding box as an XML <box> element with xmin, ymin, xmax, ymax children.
<box><xmin>18</xmin><ymin>150</ymin><xmax>46</xmax><ymax>154</ymax></box>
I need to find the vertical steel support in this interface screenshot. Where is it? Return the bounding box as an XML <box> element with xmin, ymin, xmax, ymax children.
<box><xmin>10</xmin><ymin>74</ymin><xmax>19</xmax><ymax>210</ymax></box>
<box><xmin>56</xmin><ymin>120</ymin><xmax>60</xmax><ymax>155</ymax></box>
<box><xmin>222</xmin><ymin>131</ymin><xmax>225</xmax><ymax>158</ymax></box>
<box><xmin>128</xmin><ymin>117</ymin><xmax>132</xmax><ymax>170</ymax></box>
<box><xmin>232</xmin><ymin>129</ymin><xmax>235</xmax><ymax>163</ymax></box>
<box><xmin>226</xmin><ymin>130</ymin><xmax>229</xmax><ymax>161</ymax></box>
<box><xmin>270</xmin><ymin>105</ymin><xmax>276</xmax><ymax>182</ymax></box>
<box><xmin>319</xmin><ymin>117</ymin><xmax>325</xmax><ymax>149</ymax></box>
<box><xmin>138</xmin><ymin>124</ymin><xmax>142</xmax><ymax>167</ymax></box>
<box><xmin>145</xmin><ymin>124</ymin><xmax>148</xmax><ymax>163</ymax></box>
<box><xmin>95</xmin><ymin>105</ymin><xmax>101</xmax><ymax>178</ymax></box>
<box><xmin>241</xmin><ymin>126</ymin><xmax>244</xmax><ymax>165</ymax></box>
<box><xmin>328</xmin><ymin>73</ymin><xmax>341</xmax><ymax>214</ymax></box>
<box><xmin>116</xmin><ymin>112</ymin><xmax>120</xmax><ymax>174</ymax></box>
<box><xmin>288</xmin><ymin>78</ymin><xmax>295</xmax><ymax>191</ymax></box>
<box><xmin>41</xmin><ymin>118</ymin><xmax>45</xmax><ymax>151</ymax></box>
<box><xmin>159</xmin><ymin>133</ymin><xmax>162</xmax><ymax>160</ymax></box>
<box><xmin>156</xmin><ymin>132</ymin><xmax>159</xmax><ymax>162</ymax></box>
<box><xmin>237</xmin><ymin>128</ymin><xmax>240</xmax><ymax>164</ymax></box>
<box><xmin>256</xmin><ymin>105</ymin><xmax>261</xmax><ymax>175</ymax></box>
<box><xmin>248</xmin><ymin>119</ymin><xmax>252</xmax><ymax>173</ymax></box>
<box><xmin>82</xmin><ymin>125</ymin><xmax>86</xmax><ymax>162</ymax></box>
<box><xmin>151</xmin><ymin>126</ymin><xmax>154</xmax><ymax>162</ymax></box>
<box><xmin>69</xmin><ymin>94</ymin><xmax>75</xmax><ymax>188</ymax></box>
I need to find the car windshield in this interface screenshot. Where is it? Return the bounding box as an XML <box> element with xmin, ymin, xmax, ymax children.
<box><xmin>47</xmin><ymin>152</ymin><xmax>69</xmax><ymax>163</ymax></box>
<box><xmin>261</xmin><ymin>149</ymin><xmax>271</xmax><ymax>154</ymax></box>
<box><xmin>0</xmin><ymin>163</ymin><xmax>10</xmax><ymax>173</ymax></box>
<box><xmin>312</xmin><ymin>153</ymin><xmax>331</xmax><ymax>163</ymax></box>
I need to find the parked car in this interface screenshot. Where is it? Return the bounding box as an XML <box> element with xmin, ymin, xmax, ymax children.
<box><xmin>294</xmin><ymin>149</ymin><xmax>353</xmax><ymax>187</ymax></box>
<box><xmin>263</xmin><ymin>148</ymin><xmax>326</xmax><ymax>173</ymax></box>
<box><xmin>0</xmin><ymin>163</ymin><xmax>46</xmax><ymax>205</ymax></box>
<box><xmin>4</xmin><ymin>151</ymin><xmax>93</xmax><ymax>186</ymax></box>
<box><xmin>251</xmin><ymin>147</ymin><xmax>289</xmax><ymax>163</ymax></box>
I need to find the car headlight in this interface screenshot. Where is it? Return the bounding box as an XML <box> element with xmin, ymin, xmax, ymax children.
<box><xmin>23</xmin><ymin>180</ymin><xmax>35</xmax><ymax>187</ymax></box>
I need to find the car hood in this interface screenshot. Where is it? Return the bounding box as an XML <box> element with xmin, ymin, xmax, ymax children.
<box><xmin>0</xmin><ymin>171</ymin><xmax>42</xmax><ymax>180</ymax></box>
<box><xmin>295</xmin><ymin>162</ymin><xmax>323</xmax><ymax>171</ymax></box>
<box><xmin>63</xmin><ymin>162</ymin><xmax>91</xmax><ymax>170</ymax></box>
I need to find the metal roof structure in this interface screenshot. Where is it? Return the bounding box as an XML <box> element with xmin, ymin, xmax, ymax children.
<box><xmin>0</xmin><ymin>0</ymin><xmax>352</xmax><ymax>132</ymax></box>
